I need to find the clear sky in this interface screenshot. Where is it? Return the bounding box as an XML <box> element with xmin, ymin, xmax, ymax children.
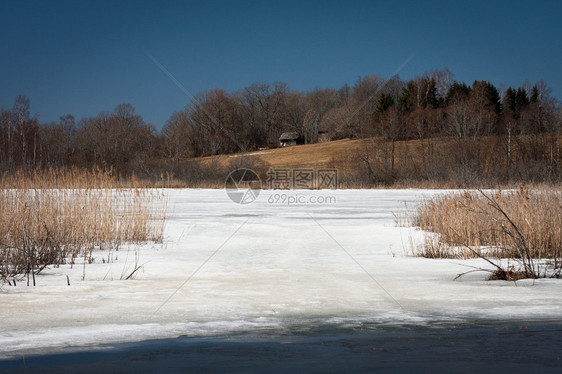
<box><xmin>1</xmin><ymin>0</ymin><xmax>561</xmax><ymax>129</ymax></box>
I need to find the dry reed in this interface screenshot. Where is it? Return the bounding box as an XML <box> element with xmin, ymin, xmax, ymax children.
<box><xmin>413</xmin><ymin>187</ymin><xmax>562</xmax><ymax>260</ymax></box>
<box><xmin>0</xmin><ymin>168</ymin><xmax>166</xmax><ymax>285</ymax></box>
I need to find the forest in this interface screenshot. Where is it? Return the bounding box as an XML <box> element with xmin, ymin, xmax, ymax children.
<box><xmin>1</xmin><ymin>68</ymin><xmax>560</xmax><ymax>186</ymax></box>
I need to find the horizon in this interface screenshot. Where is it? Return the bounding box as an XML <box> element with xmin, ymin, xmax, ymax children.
<box><xmin>1</xmin><ymin>0</ymin><xmax>561</xmax><ymax>129</ymax></box>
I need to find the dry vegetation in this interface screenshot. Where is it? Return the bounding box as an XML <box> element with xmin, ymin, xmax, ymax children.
<box><xmin>174</xmin><ymin>133</ymin><xmax>561</xmax><ymax>189</ymax></box>
<box><xmin>0</xmin><ymin>168</ymin><xmax>166</xmax><ymax>286</ymax></box>
<box><xmin>412</xmin><ymin>187</ymin><xmax>562</xmax><ymax>280</ymax></box>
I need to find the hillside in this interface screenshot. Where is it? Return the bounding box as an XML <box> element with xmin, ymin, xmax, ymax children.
<box><xmin>196</xmin><ymin>138</ymin><xmax>365</xmax><ymax>170</ymax></box>
<box><xmin>176</xmin><ymin>134</ymin><xmax>560</xmax><ymax>188</ymax></box>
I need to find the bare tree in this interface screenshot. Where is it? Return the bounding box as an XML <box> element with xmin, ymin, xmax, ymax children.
<box><xmin>242</xmin><ymin>82</ymin><xmax>288</xmax><ymax>145</ymax></box>
<box><xmin>162</xmin><ymin>110</ymin><xmax>197</xmax><ymax>161</ymax></box>
<box><xmin>430</xmin><ymin>68</ymin><xmax>454</xmax><ymax>100</ymax></box>
<box><xmin>0</xmin><ymin>109</ymin><xmax>14</xmax><ymax>168</ymax></box>
<box><xmin>445</xmin><ymin>99</ymin><xmax>483</xmax><ymax>140</ymax></box>
<box><xmin>320</xmin><ymin>99</ymin><xmax>362</xmax><ymax>140</ymax></box>
<box><xmin>283</xmin><ymin>92</ymin><xmax>309</xmax><ymax>140</ymax></box>
<box><xmin>37</xmin><ymin>115</ymin><xmax>74</xmax><ymax>167</ymax></box>
<box><xmin>72</xmin><ymin>104</ymin><xmax>151</xmax><ymax>175</ymax></box>
<box><xmin>376</xmin><ymin>106</ymin><xmax>404</xmax><ymax>174</ymax></box>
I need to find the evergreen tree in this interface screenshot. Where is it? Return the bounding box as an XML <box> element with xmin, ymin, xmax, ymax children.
<box><xmin>446</xmin><ymin>82</ymin><xmax>471</xmax><ymax>104</ymax></box>
<box><xmin>374</xmin><ymin>93</ymin><xmax>394</xmax><ymax>121</ymax></box>
<box><xmin>530</xmin><ymin>85</ymin><xmax>539</xmax><ymax>103</ymax></box>
<box><xmin>398</xmin><ymin>82</ymin><xmax>414</xmax><ymax>112</ymax></box>
<box><xmin>503</xmin><ymin>87</ymin><xmax>516</xmax><ymax>113</ymax></box>
<box><xmin>503</xmin><ymin>86</ymin><xmax>530</xmax><ymax>118</ymax></box>
<box><xmin>472</xmin><ymin>81</ymin><xmax>501</xmax><ymax>113</ymax></box>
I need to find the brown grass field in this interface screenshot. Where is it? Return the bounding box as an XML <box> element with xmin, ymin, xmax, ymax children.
<box><xmin>185</xmin><ymin>137</ymin><xmax>433</xmax><ymax>188</ymax></box>
<box><xmin>183</xmin><ymin>134</ymin><xmax>560</xmax><ymax>189</ymax></box>
<box><xmin>196</xmin><ymin>138</ymin><xmax>363</xmax><ymax>169</ymax></box>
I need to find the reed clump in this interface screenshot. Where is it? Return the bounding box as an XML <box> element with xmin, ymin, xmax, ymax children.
<box><xmin>412</xmin><ymin>187</ymin><xmax>562</xmax><ymax>279</ymax></box>
<box><xmin>0</xmin><ymin>168</ymin><xmax>166</xmax><ymax>285</ymax></box>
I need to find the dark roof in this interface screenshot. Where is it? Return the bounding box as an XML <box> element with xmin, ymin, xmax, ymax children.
<box><xmin>279</xmin><ymin>132</ymin><xmax>300</xmax><ymax>141</ymax></box>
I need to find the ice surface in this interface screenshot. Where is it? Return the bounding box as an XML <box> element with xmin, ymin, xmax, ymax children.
<box><xmin>1</xmin><ymin>189</ymin><xmax>561</xmax><ymax>358</ymax></box>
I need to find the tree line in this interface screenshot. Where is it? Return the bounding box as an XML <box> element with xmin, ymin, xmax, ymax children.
<box><xmin>1</xmin><ymin>68</ymin><xmax>560</xmax><ymax>184</ymax></box>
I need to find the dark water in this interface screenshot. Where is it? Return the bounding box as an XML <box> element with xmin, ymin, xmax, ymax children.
<box><xmin>2</xmin><ymin>321</ymin><xmax>562</xmax><ymax>373</ymax></box>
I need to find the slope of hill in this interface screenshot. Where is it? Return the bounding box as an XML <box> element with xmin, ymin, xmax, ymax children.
<box><xmin>172</xmin><ymin>134</ymin><xmax>560</xmax><ymax>188</ymax></box>
<box><xmin>198</xmin><ymin>138</ymin><xmax>363</xmax><ymax>170</ymax></box>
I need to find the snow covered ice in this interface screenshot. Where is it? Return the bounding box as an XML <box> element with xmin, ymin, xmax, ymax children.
<box><xmin>2</xmin><ymin>189</ymin><xmax>562</xmax><ymax>358</ymax></box>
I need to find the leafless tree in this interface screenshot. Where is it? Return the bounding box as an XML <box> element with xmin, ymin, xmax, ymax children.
<box><xmin>241</xmin><ymin>82</ymin><xmax>288</xmax><ymax>145</ymax></box>
<box><xmin>430</xmin><ymin>68</ymin><xmax>454</xmax><ymax>100</ymax></box>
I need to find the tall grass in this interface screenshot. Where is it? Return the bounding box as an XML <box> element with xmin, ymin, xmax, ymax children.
<box><xmin>412</xmin><ymin>187</ymin><xmax>562</xmax><ymax>279</ymax></box>
<box><xmin>0</xmin><ymin>168</ymin><xmax>166</xmax><ymax>285</ymax></box>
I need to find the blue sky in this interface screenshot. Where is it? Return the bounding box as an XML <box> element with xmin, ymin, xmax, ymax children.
<box><xmin>1</xmin><ymin>0</ymin><xmax>561</xmax><ymax>129</ymax></box>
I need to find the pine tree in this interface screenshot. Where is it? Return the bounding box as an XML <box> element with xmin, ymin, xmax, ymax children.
<box><xmin>446</xmin><ymin>82</ymin><xmax>471</xmax><ymax>104</ymax></box>
<box><xmin>374</xmin><ymin>93</ymin><xmax>394</xmax><ymax>121</ymax></box>
<box><xmin>530</xmin><ymin>85</ymin><xmax>539</xmax><ymax>103</ymax></box>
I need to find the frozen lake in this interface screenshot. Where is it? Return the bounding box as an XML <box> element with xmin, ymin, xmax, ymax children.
<box><xmin>1</xmin><ymin>189</ymin><xmax>562</xmax><ymax>360</ymax></box>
